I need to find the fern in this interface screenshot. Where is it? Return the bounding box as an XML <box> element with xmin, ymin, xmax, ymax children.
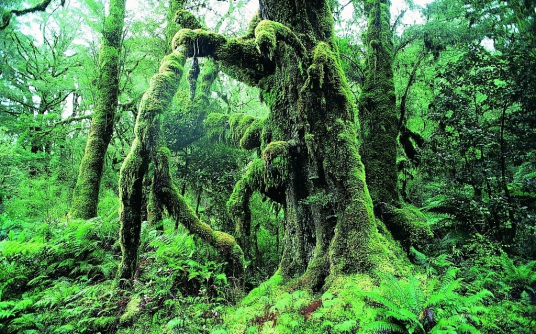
<box><xmin>363</xmin><ymin>272</ymin><xmax>427</xmax><ymax>333</ymax></box>
<box><xmin>366</xmin><ymin>320</ymin><xmax>406</xmax><ymax>333</ymax></box>
<box><xmin>500</xmin><ymin>252</ymin><xmax>536</xmax><ymax>289</ymax></box>
<box><xmin>364</xmin><ymin>269</ymin><xmax>492</xmax><ymax>333</ymax></box>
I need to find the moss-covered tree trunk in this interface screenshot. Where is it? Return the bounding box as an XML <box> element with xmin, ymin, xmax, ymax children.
<box><xmin>70</xmin><ymin>0</ymin><xmax>126</xmax><ymax>219</ymax></box>
<box><xmin>358</xmin><ymin>0</ymin><xmax>399</xmax><ymax>207</ymax></box>
<box><xmin>358</xmin><ymin>0</ymin><xmax>432</xmax><ymax>252</ymax></box>
<box><xmin>173</xmin><ymin>0</ymin><xmax>394</xmax><ymax>290</ymax></box>
<box><xmin>117</xmin><ymin>12</ymin><xmax>244</xmax><ymax>288</ymax></box>
<box><xmin>117</xmin><ymin>51</ymin><xmax>186</xmax><ymax>285</ymax></box>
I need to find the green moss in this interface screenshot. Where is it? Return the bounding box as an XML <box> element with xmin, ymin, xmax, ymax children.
<box><xmin>262</xmin><ymin>140</ymin><xmax>288</xmax><ymax>162</ymax></box>
<box><xmin>172</xmin><ymin>29</ymin><xmax>227</xmax><ymax>56</ymax></box>
<box><xmin>239</xmin><ymin>118</ymin><xmax>264</xmax><ymax>149</ymax></box>
<box><xmin>119</xmin><ymin>295</ymin><xmax>141</xmax><ymax>324</ymax></box>
<box><xmin>227</xmin><ymin>179</ymin><xmax>251</xmax><ymax>237</ymax></box>
<box><xmin>254</xmin><ymin>20</ymin><xmax>277</xmax><ymax>58</ymax></box>
<box><xmin>241</xmin><ymin>272</ymin><xmax>284</xmax><ymax>306</ymax></box>
<box><xmin>245</xmin><ymin>12</ymin><xmax>261</xmax><ymax>38</ymax></box>
<box><xmin>359</xmin><ymin>0</ymin><xmax>398</xmax><ymax>206</ymax></box>
<box><xmin>254</xmin><ymin>20</ymin><xmax>305</xmax><ymax>59</ymax></box>
<box><xmin>391</xmin><ymin>204</ymin><xmax>433</xmax><ymax>247</ymax></box>
<box><xmin>204</xmin><ymin>113</ymin><xmax>230</xmax><ymax>141</ymax></box>
<box><xmin>173</xmin><ymin>10</ymin><xmax>202</xmax><ymax>29</ymax></box>
<box><xmin>229</xmin><ymin>113</ymin><xmax>255</xmax><ymax>143</ymax></box>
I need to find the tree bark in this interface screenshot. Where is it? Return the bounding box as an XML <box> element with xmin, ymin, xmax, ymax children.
<box><xmin>173</xmin><ymin>0</ymin><xmax>395</xmax><ymax>290</ymax></box>
<box><xmin>70</xmin><ymin>0</ymin><xmax>126</xmax><ymax>219</ymax></box>
<box><xmin>357</xmin><ymin>0</ymin><xmax>432</xmax><ymax>250</ymax></box>
<box><xmin>358</xmin><ymin>0</ymin><xmax>399</xmax><ymax>207</ymax></box>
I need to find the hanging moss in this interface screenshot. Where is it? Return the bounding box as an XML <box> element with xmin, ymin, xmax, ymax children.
<box><xmin>204</xmin><ymin>113</ymin><xmax>230</xmax><ymax>141</ymax></box>
<box><xmin>239</xmin><ymin>118</ymin><xmax>264</xmax><ymax>149</ymax></box>
<box><xmin>204</xmin><ymin>113</ymin><xmax>264</xmax><ymax>149</ymax></box>
<box><xmin>229</xmin><ymin>113</ymin><xmax>255</xmax><ymax>143</ymax></box>
<box><xmin>171</xmin><ymin>25</ymin><xmax>275</xmax><ymax>86</ymax></box>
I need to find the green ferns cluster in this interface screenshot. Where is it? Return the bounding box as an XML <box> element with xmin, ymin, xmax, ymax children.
<box><xmin>363</xmin><ymin>269</ymin><xmax>492</xmax><ymax>333</ymax></box>
<box><xmin>0</xmin><ymin>215</ymin><xmax>235</xmax><ymax>333</ymax></box>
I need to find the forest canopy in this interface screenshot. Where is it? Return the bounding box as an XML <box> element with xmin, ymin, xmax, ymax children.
<box><xmin>0</xmin><ymin>0</ymin><xmax>535</xmax><ymax>333</ymax></box>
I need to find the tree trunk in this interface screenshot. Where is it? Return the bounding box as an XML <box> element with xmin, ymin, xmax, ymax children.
<box><xmin>70</xmin><ymin>0</ymin><xmax>126</xmax><ymax>219</ymax></box>
<box><xmin>117</xmin><ymin>51</ymin><xmax>186</xmax><ymax>286</ymax></box>
<box><xmin>359</xmin><ymin>0</ymin><xmax>399</xmax><ymax>207</ymax></box>
<box><xmin>174</xmin><ymin>0</ymin><xmax>395</xmax><ymax>290</ymax></box>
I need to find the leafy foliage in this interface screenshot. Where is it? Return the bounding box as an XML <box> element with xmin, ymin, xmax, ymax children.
<box><xmin>363</xmin><ymin>269</ymin><xmax>492</xmax><ymax>333</ymax></box>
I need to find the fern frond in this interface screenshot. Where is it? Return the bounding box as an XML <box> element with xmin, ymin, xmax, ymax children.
<box><xmin>365</xmin><ymin>290</ymin><xmax>404</xmax><ymax>313</ymax></box>
<box><xmin>364</xmin><ymin>320</ymin><xmax>405</xmax><ymax>333</ymax></box>
<box><xmin>0</xmin><ymin>308</ymin><xmax>15</xmax><ymax>319</ymax></box>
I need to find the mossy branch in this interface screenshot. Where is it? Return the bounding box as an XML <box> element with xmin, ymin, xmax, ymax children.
<box><xmin>154</xmin><ymin>147</ymin><xmax>245</xmax><ymax>286</ymax></box>
<box><xmin>171</xmin><ymin>17</ymin><xmax>305</xmax><ymax>87</ymax></box>
<box><xmin>254</xmin><ymin>20</ymin><xmax>306</xmax><ymax>60</ymax></box>
<box><xmin>172</xmin><ymin>28</ymin><xmax>266</xmax><ymax>85</ymax></box>
<box><xmin>1</xmin><ymin>0</ymin><xmax>61</xmax><ymax>30</ymax></box>
<box><xmin>375</xmin><ymin>202</ymin><xmax>433</xmax><ymax>254</ymax></box>
<box><xmin>227</xmin><ymin>142</ymin><xmax>290</xmax><ymax>237</ymax></box>
<box><xmin>174</xmin><ymin>10</ymin><xmax>202</xmax><ymax>30</ymax></box>
<box><xmin>117</xmin><ymin>51</ymin><xmax>186</xmax><ymax>286</ymax></box>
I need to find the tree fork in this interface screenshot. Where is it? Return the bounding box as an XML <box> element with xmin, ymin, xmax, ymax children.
<box><xmin>117</xmin><ymin>50</ymin><xmax>186</xmax><ymax>286</ymax></box>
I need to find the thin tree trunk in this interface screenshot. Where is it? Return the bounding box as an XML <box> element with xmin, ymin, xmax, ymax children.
<box><xmin>70</xmin><ymin>0</ymin><xmax>126</xmax><ymax>219</ymax></box>
<box><xmin>359</xmin><ymin>0</ymin><xmax>399</xmax><ymax>207</ymax></box>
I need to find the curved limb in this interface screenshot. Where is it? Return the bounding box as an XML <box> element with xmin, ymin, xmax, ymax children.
<box><xmin>228</xmin><ymin>141</ymin><xmax>289</xmax><ymax>238</ymax></box>
<box><xmin>171</xmin><ymin>18</ymin><xmax>306</xmax><ymax>86</ymax></box>
<box><xmin>1</xmin><ymin>0</ymin><xmax>59</xmax><ymax>30</ymax></box>
<box><xmin>153</xmin><ymin>147</ymin><xmax>245</xmax><ymax>287</ymax></box>
<box><xmin>172</xmin><ymin>29</ymin><xmax>266</xmax><ymax>86</ymax></box>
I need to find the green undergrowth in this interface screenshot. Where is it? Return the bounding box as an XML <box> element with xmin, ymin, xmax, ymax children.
<box><xmin>212</xmin><ymin>269</ymin><xmax>496</xmax><ymax>334</ymax></box>
<box><xmin>1</xmin><ymin>202</ymin><xmax>534</xmax><ymax>333</ymax></box>
<box><xmin>0</xmin><ymin>213</ymin><xmax>237</xmax><ymax>333</ymax></box>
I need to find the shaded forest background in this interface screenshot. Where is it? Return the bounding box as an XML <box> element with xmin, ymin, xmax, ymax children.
<box><xmin>0</xmin><ymin>0</ymin><xmax>535</xmax><ymax>333</ymax></box>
